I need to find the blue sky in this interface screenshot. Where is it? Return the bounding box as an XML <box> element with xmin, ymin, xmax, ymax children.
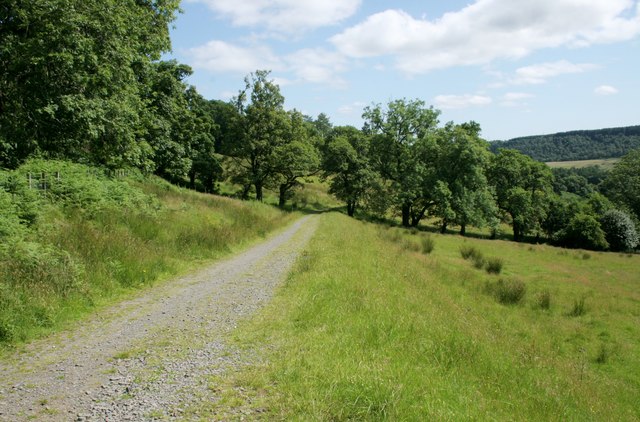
<box><xmin>167</xmin><ymin>0</ymin><xmax>640</xmax><ymax>141</ymax></box>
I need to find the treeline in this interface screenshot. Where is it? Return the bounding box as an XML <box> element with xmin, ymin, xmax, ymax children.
<box><xmin>1</xmin><ymin>2</ymin><xmax>639</xmax><ymax>252</ymax></box>
<box><xmin>490</xmin><ymin>126</ymin><xmax>640</xmax><ymax>162</ymax></box>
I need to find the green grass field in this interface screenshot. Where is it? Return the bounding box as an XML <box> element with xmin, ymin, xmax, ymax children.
<box><xmin>206</xmin><ymin>212</ymin><xmax>640</xmax><ymax>420</ymax></box>
<box><xmin>546</xmin><ymin>158</ymin><xmax>620</xmax><ymax>169</ymax></box>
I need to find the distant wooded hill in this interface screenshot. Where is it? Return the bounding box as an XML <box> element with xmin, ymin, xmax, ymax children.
<box><xmin>490</xmin><ymin>125</ymin><xmax>640</xmax><ymax>162</ymax></box>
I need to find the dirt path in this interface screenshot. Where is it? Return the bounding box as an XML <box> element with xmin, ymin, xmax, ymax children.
<box><xmin>0</xmin><ymin>215</ymin><xmax>318</xmax><ymax>421</ymax></box>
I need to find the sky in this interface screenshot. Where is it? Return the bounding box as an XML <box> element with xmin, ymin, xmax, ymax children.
<box><xmin>166</xmin><ymin>0</ymin><xmax>640</xmax><ymax>141</ymax></box>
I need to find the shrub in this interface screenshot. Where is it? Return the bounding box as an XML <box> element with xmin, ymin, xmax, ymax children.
<box><xmin>484</xmin><ymin>257</ymin><xmax>504</xmax><ymax>274</ymax></box>
<box><xmin>534</xmin><ymin>290</ymin><xmax>551</xmax><ymax>310</ymax></box>
<box><xmin>421</xmin><ymin>236</ymin><xmax>435</xmax><ymax>254</ymax></box>
<box><xmin>568</xmin><ymin>296</ymin><xmax>587</xmax><ymax>317</ymax></box>
<box><xmin>460</xmin><ymin>244</ymin><xmax>482</xmax><ymax>260</ymax></box>
<box><xmin>600</xmin><ymin>209</ymin><xmax>639</xmax><ymax>252</ymax></box>
<box><xmin>472</xmin><ymin>254</ymin><xmax>486</xmax><ymax>269</ymax></box>
<box><xmin>487</xmin><ymin>278</ymin><xmax>527</xmax><ymax>305</ymax></box>
<box><xmin>553</xmin><ymin>213</ymin><xmax>608</xmax><ymax>250</ymax></box>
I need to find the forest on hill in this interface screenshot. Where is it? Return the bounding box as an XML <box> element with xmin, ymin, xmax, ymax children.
<box><xmin>490</xmin><ymin>126</ymin><xmax>640</xmax><ymax>162</ymax></box>
<box><xmin>1</xmin><ymin>0</ymin><xmax>640</xmax><ymax>254</ymax></box>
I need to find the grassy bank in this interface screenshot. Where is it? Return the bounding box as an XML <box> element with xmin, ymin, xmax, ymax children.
<box><xmin>0</xmin><ymin>160</ymin><xmax>294</xmax><ymax>348</ymax></box>
<box><xmin>208</xmin><ymin>212</ymin><xmax>639</xmax><ymax>420</ymax></box>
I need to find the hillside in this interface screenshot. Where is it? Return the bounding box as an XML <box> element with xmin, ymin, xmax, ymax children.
<box><xmin>0</xmin><ymin>159</ymin><xmax>294</xmax><ymax>347</ymax></box>
<box><xmin>490</xmin><ymin>125</ymin><xmax>640</xmax><ymax>162</ymax></box>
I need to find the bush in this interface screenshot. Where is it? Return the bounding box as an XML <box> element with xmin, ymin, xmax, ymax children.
<box><xmin>484</xmin><ymin>257</ymin><xmax>504</xmax><ymax>274</ymax></box>
<box><xmin>460</xmin><ymin>244</ymin><xmax>482</xmax><ymax>260</ymax></box>
<box><xmin>487</xmin><ymin>278</ymin><xmax>527</xmax><ymax>305</ymax></box>
<box><xmin>600</xmin><ymin>209</ymin><xmax>639</xmax><ymax>252</ymax></box>
<box><xmin>535</xmin><ymin>290</ymin><xmax>551</xmax><ymax>310</ymax></box>
<box><xmin>421</xmin><ymin>236</ymin><xmax>435</xmax><ymax>254</ymax></box>
<box><xmin>553</xmin><ymin>213</ymin><xmax>608</xmax><ymax>251</ymax></box>
<box><xmin>472</xmin><ymin>254</ymin><xmax>486</xmax><ymax>269</ymax></box>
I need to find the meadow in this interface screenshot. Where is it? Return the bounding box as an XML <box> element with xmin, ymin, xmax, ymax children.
<box><xmin>546</xmin><ymin>158</ymin><xmax>620</xmax><ymax>169</ymax></box>
<box><xmin>205</xmin><ymin>212</ymin><xmax>640</xmax><ymax>420</ymax></box>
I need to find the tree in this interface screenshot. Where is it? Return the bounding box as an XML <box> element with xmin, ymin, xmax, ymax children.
<box><xmin>600</xmin><ymin>209</ymin><xmax>639</xmax><ymax>251</ymax></box>
<box><xmin>603</xmin><ymin>148</ymin><xmax>640</xmax><ymax>220</ymax></box>
<box><xmin>271</xmin><ymin>110</ymin><xmax>320</xmax><ymax>208</ymax></box>
<box><xmin>421</xmin><ymin>122</ymin><xmax>497</xmax><ymax>234</ymax></box>
<box><xmin>0</xmin><ymin>0</ymin><xmax>180</xmax><ymax>169</ymax></box>
<box><xmin>185</xmin><ymin>88</ymin><xmax>221</xmax><ymax>192</ymax></box>
<box><xmin>489</xmin><ymin>149</ymin><xmax>553</xmax><ymax>241</ymax></box>
<box><xmin>363</xmin><ymin>99</ymin><xmax>440</xmax><ymax>226</ymax></box>
<box><xmin>231</xmin><ymin>70</ymin><xmax>288</xmax><ymax>201</ymax></box>
<box><xmin>140</xmin><ymin>60</ymin><xmax>196</xmax><ymax>180</ymax></box>
<box><xmin>322</xmin><ymin>126</ymin><xmax>374</xmax><ymax>216</ymax></box>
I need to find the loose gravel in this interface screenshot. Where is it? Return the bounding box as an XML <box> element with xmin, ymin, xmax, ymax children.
<box><xmin>0</xmin><ymin>215</ymin><xmax>318</xmax><ymax>421</ymax></box>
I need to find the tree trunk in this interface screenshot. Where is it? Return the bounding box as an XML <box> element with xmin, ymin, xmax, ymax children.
<box><xmin>278</xmin><ymin>184</ymin><xmax>287</xmax><ymax>208</ymax></box>
<box><xmin>255</xmin><ymin>181</ymin><xmax>263</xmax><ymax>201</ymax></box>
<box><xmin>440</xmin><ymin>221</ymin><xmax>447</xmax><ymax>234</ymax></box>
<box><xmin>401</xmin><ymin>203</ymin><xmax>411</xmax><ymax>227</ymax></box>
<box><xmin>347</xmin><ymin>201</ymin><xmax>355</xmax><ymax>217</ymax></box>
<box><xmin>513</xmin><ymin>223</ymin><xmax>521</xmax><ymax>242</ymax></box>
<box><xmin>188</xmin><ymin>171</ymin><xmax>196</xmax><ymax>190</ymax></box>
<box><xmin>460</xmin><ymin>223</ymin><xmax>466</xmax><ymax>236</ymax></box>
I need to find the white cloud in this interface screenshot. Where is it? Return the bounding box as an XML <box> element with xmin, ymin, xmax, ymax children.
<box><xmin>595</xmin><ymin>85</ymin><xmax>619</xmax><ymax>95</ymax></box>
<box><xmin>511</xmin><ymin>60</ymin><xmax>597</xmax><ymax>85</ymax></box>
<box><xmin>434</xmin><ymin>94</ymin><xmax>492</xmax><ymax>109</ymax></box>
<box><xmin>188</xmin><ymin>41</ymin><xmax>284</xmax><ymax>74</ymax></box>
<box><xmin>286</xmin><ymin>49</ymin><xmax>348</xmax><ymax>88</ymax></box>
<box><xmin>331</xmin><ymin>0</ymin><xmax>640</xmax><ymax>74</ymax></box>
<box><xmin>500</xmin><ymin>92</ymin><xmax>534</xmax><ymax>107</ymax></box>
<box><xmin>189</xmin><ymin>0</ymin><xmax>361</xmax><ymax>33</ymax></box>
<box><xmin>188</xmin><ymin>42</ymin><xmax>348</xmax><ymax>87</ymax></box>
<box><xmin>338</xmin><ymin>101</ymin><xmax>367</xmax><ymax>115</ymax></box>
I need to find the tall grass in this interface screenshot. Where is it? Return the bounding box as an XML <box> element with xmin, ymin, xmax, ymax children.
<box><xmin>206</xmin><ymin>212</ymin><xmax>640</xmax><ymax>420</ymax></box>
<box><xmin>0</xmin><ymin>160</ymin><xmax>293</xmax><ymax>346</ymax></box>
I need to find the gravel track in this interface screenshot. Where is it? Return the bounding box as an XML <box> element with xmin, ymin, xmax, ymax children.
<box><xmin>0</xmin><ymin>215</ymin><xmax>318</xmax><ymax>421</ymax></box>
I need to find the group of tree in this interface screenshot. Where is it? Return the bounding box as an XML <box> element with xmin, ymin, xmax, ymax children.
<box><xmin>1</xmin><ymin>0</ymin><xmax>219</xmax><ymax>190</ymax></box>
<box><xmin>490</xmin><ymin>126</ymin><xmax>640</xmax><ymax>162</ymax></box>
<box><xmin>1</xmin><ymin>2</ymin><xmax>638</xmax><ymax>252</ymax></box>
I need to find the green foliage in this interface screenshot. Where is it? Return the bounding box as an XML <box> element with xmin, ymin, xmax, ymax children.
<box><xmin>487</xmin><ymin>278</ymin><xmax>527</xmax><ymax>304</ymax></box>
<box><xmin>488</xmin><ymin>149</ymin><xmax>553</xmax><ymax>241</ymax></box>
<box><xmin>600</xmin><ymin>209</ymin><xmax>639</xmax><ymax>251</ymax></box>
<box><xmin>423</xmin><ymin>122</ymin><xmax>498</xmax><ymax>234</ymax></box>
<box><xmin>229</xmin><ymin>70</ymin><xmax>288</xmax><ymax>201</ymax></box>
<box><xmin>553</xmin><ymin>213</ymin><xmax>608</xmax><ymax>250</ymax></box>
<box><xmin>490</xmin><ymin>125</ymin><xmax>640</xmax><ymax>162</ymax></box>
<box><xmin>363</xmin><ymin>98</ymin><xmax>440</xmax><ymax>226</ymax></box>
<box><xmin>271</xmin><ymin>110</ymin><xmax>321</xmax><ymax>207</ymax></box>
<box><xmin>322</xmin><ymin>126</ymin><xmax>375</xmax><ymax>216</ymax></box>
<box><xmin>604</xmin><ymin>148</ymin><xmax>640</xmax><ymax>221</ymax></box>
<box><xmin>0</xmin><ymin>0</ymin><xmax>180</xmax><ymax>169</ymax></box>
